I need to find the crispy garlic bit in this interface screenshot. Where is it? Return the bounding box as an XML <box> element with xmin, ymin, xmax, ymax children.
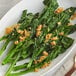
<box><xmin>50</xmin><ymin>41</ymin><xmax>56</xmax><ymax>46</ymax></box>
<box><xmin>34</xmin><ymin>51</ymin><xmax>48</xmax><ymax>64</ymax></box>
<box><xmin>44</xmin><ymin>33</ymin><xmax>52</xmax><ymax>43</ymax></box>
<box><xmin>36</xmin><ymin>25</ymin><xmax>43</xmax><ymax>37</ymax></box>
<box><xmin>46</xmin><ymin>33</ymin><xmax>52</xmax><ymax>40</ymax></box>
<box><xmin>36</xmin><ymin>25</ymin><xmax>43</xmax><ymax>31</ymax></box>
<box><xmin>43</xmin><ymin>51</ymin><xmax>48</xmax><ymax>56</ymax></box>
<box><xmin>51</xmin><ymin>36</ymin><xmax>58</xmax><ymax>41</ymax></box>
<box><xmin>17</xmin><ymin>30</ymin><xmax>24</xmax><ymax>35</ymax></box>
<box><xmin>59</xmin><ymin>32</ymin><xmax>64</xmax><ymax>36</ymax></box>
<box><xmin>67</xmin><ymin>23</ymin><xmax>73</xmax><ymax>26</ymax></box>
<box><xmin>13</xmin><ymin>24</ymin><xmax>20</xmax><ymax>29</ymax></box>
<box><xmin>5</xmin><ymin>27</ymin><xmax>13</xmax><ymax>34</ymax></box>
<box><xmin>57</xmin><ymin>22</ymin><xmax>61</xmax><ymax>25</ymax></box>
<box><xmin>19</xmin><ymin>36</ymin><xmax>25</xmax><ymax>41</ymax></box>
<box><xmin>41</xmin><ymin>62</ymin><xmax>50</xmax><ymax>69</ymax></box>
<box><xmin>70</xmin><ymin>13</ymin><xmax>76</xmax><ymax>20</ymax></box>
<box><xmin>17</xmin><ymin>29</ymin><xmax>30</xmax><ymax>42</ymax></box>
<box><xmin>36</xmin><ymin>31</ymin><xmax>41</xmax><ymax>37</ymax></box>
<box><xmin>24</xmin><ymin>29</ymin><xmax>30</xmax><ymax>37</ymax></box>
<box><xmin>14</xmin><ymin>41</ymin><xmax>19</xmax><ymax>45</ymax></box>
<box><xmin>34</xmin><ymin>60</ymin><xmax>38</xmax><ymax>64</ymax></box>
<box><xmin>40</xmin><ymin>56</ymin><xmax>46</xmax><ymax>61</ymax></box>
<box><xmin>6</xmin><ymin>24</ymin><xmax>20</xmax><ymax>34</ymax></box>
<box><xmin>34</xmin><ymin>68</ymin><xmax>39</xmax><ymax>72</ymax></box>
<box><xmin>55</xmin><ymin>7</ymin><xmax>64</xmax><ymax>14</ymax></box>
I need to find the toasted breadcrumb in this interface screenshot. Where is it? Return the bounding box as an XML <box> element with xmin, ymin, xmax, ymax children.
<box><xmin>17</xmin><ymin>30</ymin><xmax>24</xmax><ymax>35</ymax></box>
<box><xmin>36</xmin><ymin>25</ymin><xmax>43</xmax><ymax>31</ymax></box>
<box><xmin>14</xmin><ymin>41</ymin><xmax>19</xmax><ymax>45</ymax></box>
<box><xmin>68</xmin><ymin>23</ymin><xmax>73</xmax><ymax>26</ymax></box>
<box><xmin>5</xmin><ymin>27</ymin><xmax>13</xmax><ymax>34</ymax></box>
<box><xmin>59</xmin><ymin>32</ymin><xmax>64</xmax><ymax>36</ymax></box>
<box><xmin>36</xmin><ymin>30</ymin><xmax>41</xmax><ymax>37</ymax></box>
<box><xmin>70</xmin><ymin>13</ymin><xmax>76</xmax><ymax>20</ymax></box>
<box><xmin>50</xmin><ymin>41</ymin><xmax>56</xmax><ymax>46</ymax></box>
<box><xmin>55</xmin><ymin>7</ymin><xmax>64</xmax><ymax>14</ymax></box>
<box><xmin>34</xmin><ymin>60</ymin><xmax>38</xmax><ymax>64</ymax></box>
<box><xmin>41</xmin><ymin>62</ymin><xmax>50</xmax><ymax>69</ymax></box>
<box><xmin>51</xmin><ymin>37</ymin><xmax>58</xmax><ymax>40</ymax></box>
<box><xmin>45</xmin><ymin>33</ymin><xmax>52</xmax><ymax>40</ymax></box>
<box><xmin>34</xmin><ymin>68</ymin><xmax>39</xmax><ymax>72</ymax></box>
<box><xmin>43</xmin><ymin>51</ymin><xmax>48</xmax><ymax>56</ymax></box>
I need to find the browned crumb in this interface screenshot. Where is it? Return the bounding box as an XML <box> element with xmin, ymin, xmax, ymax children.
<box><xmin>36</xmin><ymin>25</ymin><xmax>43</xmax><ymax>31</ymax></box>
<box><xmin>67</xmin><ymin>23</ymin><xmax>73</xmax><ymax>26</ymax></box>
<box><xmin>19</xmin><ymin>36</ymin><xmax>25</xmax><ymax>41</ymax></box>
<box><xmin>41</xmin><ymin>62</ymin><xmax>50</xmax><ymax>69</ymax></box>
<box><xmin>55</xmin><ymin>7</ymin><xmax>64</xmax><ymax>14</ymax></box>
<box><xmin>59</xmin><ymin>32</ymin><xmax>64</xmax><ymax>36</ymax></box>
<box><xmin>37</xmin><ymin>56</ymin><xmax>47</xmax><ymax>63</ymax></box>
<box><xmin>70</xmin><ymin>13</ymin><xmax>76</xmax><ymax>20</ymax></box>
<box><xmin>51</xmin><ymin>36</ymin><xmax>58</xmax><ymax>41</ymax></box>
<box><xmin>37</xmin><ymin>59</ymin><xmax>42</xmax><ymax>63</ymax></box>
<box><xmin>17</xmin><ymin>30</ymin><xmax>24</xmax><ymax>35</ymax></box>
<box><xmin>43</xmin><ymin>51</ymin><xmax>48</xmax><ymax>56</ymax></box>
<box><xmin>14</xmin><ymin>41</ymin><xmax>19</xmax><ymax>45</ymax></box>
<box><xmin>50</xmin><ymin>41</ymin><xmax>56</xmax><ymax>46</ymax></box>
<box><xmin>34</xmin><ymin>68</ymin><xmax>39</xmax><ymax>72</ymax></box>
<box><xmin>13</xmin><ymin>24</ymin><xmax>20</xmax><ymax>29</ymax></box>
<box><xmin>40</xmin><ymin>56</ymin><xmax>46</xmax><ymax>61</ymax></box>
<box><xmin>5</xmin><ymin>27</ymin><xmax>13</xmax><ymax>34</ymax></box>
<box><xmin>34</xmin><ymin>60</ymin><xmax>38</xmax><ymax>64</ymax></box>
<box><xmin>24</xmin><ymin>29</ymin><xmax>30</xmax><ymax>37</ymax></box>
<box><xmin>45</xmin><ymin>33</ymin><xmax>52</xmax><ymax>40</ymax></box>
<box><xmin>36</xmin><ymin>30</ymin><xmax>41</xmax><ymax>37</ymax></box>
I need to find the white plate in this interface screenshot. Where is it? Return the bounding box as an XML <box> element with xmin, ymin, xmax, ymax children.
<box><xmin>0</xmin><ymin>0</ymin><xmax>76</xmax><ymax>76</ymax></box>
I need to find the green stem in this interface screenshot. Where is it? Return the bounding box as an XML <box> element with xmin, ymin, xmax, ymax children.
<box><xmin>5</xmin><ymin>52</ymin><xmax>21</xmax><ymax>76</ymax></box>
<box><xmin>13</xmin><ymin>63</ymin><xmax>28</xmax><ymax>71</ymax></box>
<box><xmin>0</xmin><ymin>40</ymin><xmax>9</xmax><ymax>55</ymax></box>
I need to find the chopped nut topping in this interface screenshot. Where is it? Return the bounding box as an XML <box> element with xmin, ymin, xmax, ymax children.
<box><xmin>55</xmin><ymin>7</ymin><xmax>64</xmax><ymax>14</ymax></box>
<box><xmin>50</xmin><ymin>41</ymin><xmax>56</xmax><ymax>46</ymax></box>
<box><xmin>13</xmin><ymin>24</ymin><xmax>20</xmax><ymax>29</ymax></box>
<box><xmin>37</xmin><ymin>59</ymin><xmax>42</xmax><ymax>63</ymax></box>
<box><xmin>17</xmin><ymin>30</ymin><xmax>24</xmax><ymax>35</ymax></box>
<box><xmin>14</xmin><ymin>41</ymin><xmax>19</xmax><ymax>44</ymax></box>
<box><xmin>57</xmin><ymin>22</ymin><xmax>61</xmax><ymax>25</ymax></box>
<box><xmin>43</xmin><ymin>51</ymin><xmax>48</xmax><ymax>56</ymax></box>
<box><xmin>19</xmin><ymin>36</ymin><xmax>25</xmax><ymax>41</ymax></box>
<box><xmin>68</xmin><ymin>23</ymin><xmax>73</xmax><ymax>26</ymax></box>
<box><xmin>36</xmin><ymin>30</ymin><xmax>41</xmax><ymax>37</ymax></box>
<box><xmin>41</xmin><ymin>62</ymin><xmax>50</xmax><ymax>69</ymax></box>
<box><xmin>45</xmin><ymin>33</ymin><xmax>52</xmax><ymax>40</ymax></box>
<box><xmin>51</xmin><ymin>36</ymin><xmax>58</xmax><ymax>41</ymax></box>
<box><xmin>40</xmin><ymin>56</ymin><xmax>46</xmax><ymax>61</ymax></box>
<box><xmin>5</xmin><ymin>27</ymin><xmax>13</xmax><ymax>34</ymax></box>
<box><xmin>36</xmin><ymin>25</ymin><xmax>43</xmax><ymax>31</ymax></box>
<box><xmin>70</xmin><ymin>13</ymin><xmax>76</xmax><ymax>20</ymax></box>
<box><xmin>34</xmin><ymin>68</ymin><xmax>39</xmax><ymax>72</ymax></box>
<box><xmin>59</xmin><ymin>32</ymin><xmax>64</xmax><ymax>36</ymax></box>
<box><xmin>34</xmin><ymin>60</ymin><xmax>37</xmax><ymax>64</ymax></box>
<box><xmin>24</xmin><ymin>29</ymin><xmax>30</xmax><ymax>37</ymax></box>
<box><xmin>37</xmin><ymin>56</ymin><xmax>47</xmax><ymax>63</ymax></box>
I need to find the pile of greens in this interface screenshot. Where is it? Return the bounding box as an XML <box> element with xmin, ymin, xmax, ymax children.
<box><xmin>0</xmin><ymin>0</ymin><xmax>76</xmax><ymax>76</ymax></box>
